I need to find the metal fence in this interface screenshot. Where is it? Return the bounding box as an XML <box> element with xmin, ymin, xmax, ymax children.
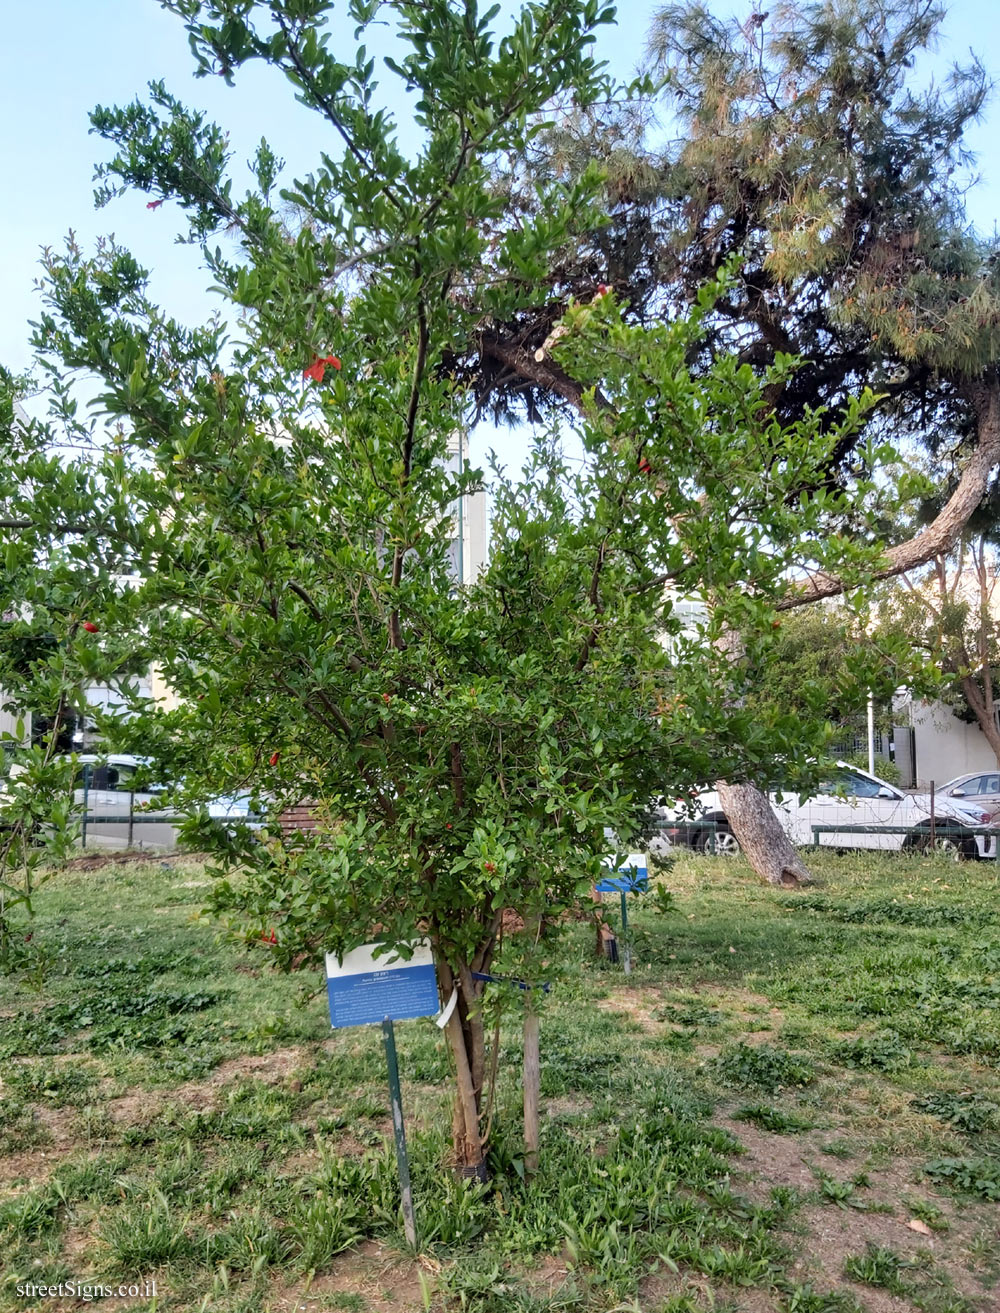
<box><xmin>646</xmin><ymin>814</ymin><xmax>1000</xmax><ymax>861</ymax></box>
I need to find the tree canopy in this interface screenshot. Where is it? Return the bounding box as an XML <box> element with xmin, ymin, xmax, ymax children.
<box><xmin>0</xmin><ymin>0</ymin><xmax>928</xmax><ymax>1165</ymax></box>
<box><xmin>468</xmin><ymin>1</ymin><xmax>1000</xmax><ymax>608</ymax></box>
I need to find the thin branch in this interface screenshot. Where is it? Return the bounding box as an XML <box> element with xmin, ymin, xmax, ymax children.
<box><xmin>273</xmin><ymin>13</ymin><xmax>405</xmax><ymax>216</ymax></box>
<box><xmin>575</xmin><ymin>534</ymin><xmax>610</xmax><ymax>673</ymax></box>
<box><xmin>286</xmin><ymin>580</ymin><xmax>323</xmax><ymax>622</ymax></box>
<box><xmin>449</xmin><ymin>741</ymin><xmax>465</xmax><ymax>809</ymax></box>
<box><xmin>389</xmin><ymin>296</ymin><xmax>429</xmax><ymax>650</ymax></box>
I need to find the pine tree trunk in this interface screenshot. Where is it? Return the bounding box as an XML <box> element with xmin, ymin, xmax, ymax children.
<box><xmin>715</xmin><ymin>781</ymin><xmax>813</xmax><ymax>886</ymax></box>
<box><xmin>959</xmin><ymin>676</ymin><xmax>1000</xmax><ymax>767</ymax></box>
<box><xmin>712</xmin><ymin>624</ymin><xmax>813</xmax><ymax>887</ymax></box>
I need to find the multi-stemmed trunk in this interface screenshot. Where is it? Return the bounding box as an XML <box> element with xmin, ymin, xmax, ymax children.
<box><xmin>436</xmin><ymin>958</ymin><xmax>489</xmax><ymax>1174</ymax></box>
<box><xmin>435</xmin><ymin>921</ymin><xmax>544</xmax><ymax>1176</ymax></box>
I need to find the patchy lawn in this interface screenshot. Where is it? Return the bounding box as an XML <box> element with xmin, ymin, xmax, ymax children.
<box><xmin>2</xmin><ymin>848</ymin><xmax>999</xmax><ymax>1312</ymax></box>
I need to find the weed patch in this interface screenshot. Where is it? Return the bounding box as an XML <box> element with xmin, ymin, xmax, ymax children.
<box><xmin>712</xmin><ymin>1043</ymin><xmax>816</xmax><ymax>1093</ymax></box>
<box><xmin>0</xmin><ymin>1095</ymin><xmax>51</xmax><ymax>1151</ymax></box>
<box><xmin>912</xmin><ymin>1090</ymin><xmax>1000</xmax><ymax>1134</ymax></box>
<box><xmin>923</xmin><ymin>1155</ymin><xmax>1000</xmax><ymax>1200</ymax></box>
<box><xmin>832</xmin><ymin>1030</ymin><xmax>916</xmax><ymax>1071</ymax></box>
<box><xmin>734</xmin><ymin>1103</ymin><xmax>816</xmax><ymax>1133</ymax></box>
<box><xmin>1</xmin><ymin>988</ymin><xmax>225</xmax><ymax>1057</ymax></box>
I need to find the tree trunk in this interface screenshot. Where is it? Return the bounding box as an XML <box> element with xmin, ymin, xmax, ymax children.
<box><xmin>959</xmin><ymin>675</ymin><xmax>1000</xmax><ymax>767</ymax></box>
<box><xmin>715</xmin><ymin>780</ymin><xmax>813</xmax><ymax>886</ymax></box>
<box><xmin>712</xmin><ymin>624</ymin><xmax>814</xmax><ymax>886</ymax></box>
<box><xmin>436</xmin><ymin>959</ymin><xmax>488</xmax><ymax>1176</ymax></box>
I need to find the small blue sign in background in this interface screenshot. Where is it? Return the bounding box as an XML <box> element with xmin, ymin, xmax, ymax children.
<box><xmin>325</xmin><ymin>941</ymin><xmax>440</xmax><ymax>1029</ymax></box>
<box><xmin>595</xmin><ymin>852</ymin><xmax>649</xmax><ymax>894</ymax></box>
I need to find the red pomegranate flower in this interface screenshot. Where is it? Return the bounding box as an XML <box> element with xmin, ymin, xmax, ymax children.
<box><xmin>303</xmin><ymin>354</ymin><xmax>342</xmax><ymax>383</ymax></box>
<box><xmin>82</xmin><ymin>621</ymin><xmax>100</xmax><ymax>634</ymax></box>
<box><xmin>269</xmin><ymin>751</ymin><xmax>280</xmax><ymax>766</ymax></box>
<box><xmin>146</xmin><ymin>199</ymin><xmax>164</xmax><ymax>210</ymax></box>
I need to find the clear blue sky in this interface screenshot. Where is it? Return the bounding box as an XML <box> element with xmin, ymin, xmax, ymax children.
<box><xmin>2</xmin><ymin>0</ymin><xmax>998</xmax><ymax>408</ymax></box>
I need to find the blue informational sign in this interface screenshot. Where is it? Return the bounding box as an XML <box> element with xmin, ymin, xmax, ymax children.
<box><xmin>325</xmin><ymin>940</ymin><xmax>440</xmax><ymax>1029</ymax></box>
<box><xmin>595</xmin><ymin>852</ymin><xmax>649</xmax><ymax>893</ymax></box>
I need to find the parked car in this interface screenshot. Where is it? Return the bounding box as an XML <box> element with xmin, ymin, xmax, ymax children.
<box><xmin>72</xmin><ymin>753</ymin><xmax>261</xmax><ymax>850</ymax></box>
<box><xmin>650</xmin><ymin>762</ymin><xmax>997</xmax><ymax>860</ymax></box>
<box><xmin>939</xmin><ymin>771</ymin><xmax>1000</xmax><ymax>819</ymax></box>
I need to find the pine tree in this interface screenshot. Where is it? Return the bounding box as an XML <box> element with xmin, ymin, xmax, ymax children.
<box><xmin>456</xmin><ymin>0</ymin><xmax>1000</xmax><ymax>881</ymax></box>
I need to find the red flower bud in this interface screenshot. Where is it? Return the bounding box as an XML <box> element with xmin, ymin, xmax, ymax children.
<box><xmin>269</xmin><ymin>751</ymin><xmax>280</xmax><ymax>766</ymax></box>
<box><xmin>596</xmin><ymin>283</ymin><xmax>610</xmax><ymax>295</ymax></box>
<box><xmin>382</xmin><ymin>693</ymin><xmax>392</xmax><ymax>705</ymax></box>
<box><xmin>82</xmin><ymin>621</ymin><xmax>99</xmax><ymax>634</ymax></box>
<box><xmin>484</xmin><ymin>862</ymin><xmax>496</xmax><ymax>873</ymax></box>
<box><xmin>446</xmin><ymin>823</ymin><xmax>452</xmax><ymax>830</ymax></box>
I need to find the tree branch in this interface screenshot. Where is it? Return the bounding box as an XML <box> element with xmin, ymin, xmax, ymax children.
<box><xmin>273</xmin><ymin>13</ymin><xmax>405</xmax><ymax>216</ymax></box>
<box><xmin>777</xmin><ymin>378</ymin><xmax>1000</xmax><ymax>610</ymax></box>
<box><xmin>286</xmin><ymin>580</ymin><xmax>322</xmax><ymax>622</ymax></box>
<box><xmin>389</xmin><ymin>297</ymin><xmax>429</xmax><ymax>650</ymax></box>
<box><xmin>479</xmin><ymin>330</ymin><xmax>614</xmax><ymax>414</ymax></box>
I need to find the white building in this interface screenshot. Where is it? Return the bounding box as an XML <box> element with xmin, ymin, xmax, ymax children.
<box><xmin>445</xmin><ymin>431</ymin><xmax>488</xmax><ymax>585</ymax></box>
<box><xmin>895</xmin><ymin>692</ymin><xmax>999</xmax><ymax>788</ymax></box>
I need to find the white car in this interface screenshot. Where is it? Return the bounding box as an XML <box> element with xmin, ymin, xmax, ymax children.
<box><xmin>72</xmin><ymin>753</ymin><xmax>260</xmax><ymax>850</ymax></box>
<box><xmin>651</xmin><ymin>762</ymin><xmax>996</xmax><ymax>860</ymax></box>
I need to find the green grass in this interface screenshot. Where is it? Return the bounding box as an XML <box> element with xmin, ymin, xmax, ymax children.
<box><xmin>2</xmin><ymin>848</ymin><xmax>1000</xmax><ymax>1310</ymax></box>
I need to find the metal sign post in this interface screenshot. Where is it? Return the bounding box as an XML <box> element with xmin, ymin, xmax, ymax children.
<box><xmin>381</xmin><ymin>1018</ymin><xmax>417</xmax><ymax>1248</ymax></box>
<box><xmin>619</xmin><ymin>889</ymin><xmax>631</xmax><ymax>974</ymax></box>
<box><xmin>81</xmin><ymin>764</ymin><xmax>90</xmax><ymax>850</ymax></box>
<box><xmin>595</xmin><ymin>853</ymin><xmax>648</xmax><ymax>975</ymax></box>
<box><xmin>325</xmin><ymin>940</ymin><xmax>441</xmax><ymax>1250</ymax></box>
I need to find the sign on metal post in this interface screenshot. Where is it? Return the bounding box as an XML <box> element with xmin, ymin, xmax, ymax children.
<box><xmin>325</xmin><ymin>941</ymin><xmax>439</xmax><ymax>1029</ymax></box>
<box><xmin>595</xmin><ymin>853</ymin><xmax>649</xmax><ymax>975</ymax></box>
<box><xmin>325</xmin><ymin>940</ymin><xmax>441</xmax><ymax>1249</ymax></box>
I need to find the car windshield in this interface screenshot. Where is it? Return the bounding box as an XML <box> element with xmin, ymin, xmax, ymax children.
<box><xmin>74</xmin><ymin>761</ymin><xmax>168</xmax><ymax>792</ymax></box>
<box><xmin>818</xmin><ymin>769</ymin><xmax>891</xmax><ymax>799</ymax></box>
